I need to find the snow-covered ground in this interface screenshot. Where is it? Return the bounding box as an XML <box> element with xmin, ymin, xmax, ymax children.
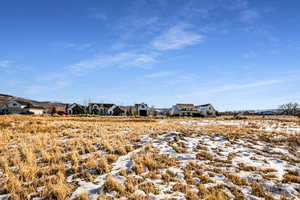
<box><xmin>70</xmin><ymin>126</ymin><xmax>300</xmax><ymax>199</ymax></box>
<box><xmin>177</xmin><ymin>119</ymin><xmax>300</xmax><ymax>134</ymax></box>
<box><xmin>1</xmin><ymin>117</ymin><xmax>299</xmax><ymax>200</ymax></box>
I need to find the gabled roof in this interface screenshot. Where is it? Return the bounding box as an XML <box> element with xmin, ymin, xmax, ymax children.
<box><xmin>175</xmin><ymin>104</ymin><xmax>195</xmax><ymax>109</ymax></box>
<box><xmin>88</xmin><ymin>103</ymin><xmax>114</xmax><ymax>108</ymax></box>
<box><xmin>4</xmin><ymin>100</ymin><xmax>29</xmax><ymax>106</ymax></box>
<box><xmin>119</xmin><ymin>106</ymin><xmax>133</xmax><ymax>110</ymax></box>
<box><xmin>24</xmin><ymin>104</ymin><xmax>45</xmax><ymax>109</ymax></box>
<box><xmin>67</xmin><ymin>103</ymin><xmax>85</xmax><ymax>109</ymax></box>
<box><xmin>155</xmin><ymin>108</ymin><xmax>170</xmax><ymax>111</ymax></box>
<box><xmin>89</xmin><ymin>103</ymin><xmax>114</xmax><ymax>105</ymax></box>
<box><xmin>135</xmin><ymin>103</ymin><xmax>148</xmax><ymax>106</ymax></box>
<box><xmin>198</xmin><ymin>104</ymin><xmax>212</xmax><ymax>107</ymax></box>
<box><xmin>109</xmin><ymin>105</ymin><xmax>124</xmax><ymax>112</ymax></box>
<box><xmin>15</xmin><ymin>100</ymin><xmax>31</xmax><ymax>106</ymax></box>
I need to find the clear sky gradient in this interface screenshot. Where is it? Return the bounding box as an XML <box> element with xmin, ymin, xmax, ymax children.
<box><xmin>1</xmin><ymin>0</ymin><xmax>300</xmax><ymax>111</ymax></box>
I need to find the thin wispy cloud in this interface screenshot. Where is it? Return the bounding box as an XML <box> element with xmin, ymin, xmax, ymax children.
<box><xmin>70</xmin><ymin>52</ymin><xmax>159</xmax><ymax>72</ymax></box>
<box><xmin>151</xmin><ymin>24</ymin><xmax>205</xmax><ymax>51</ymax></box>
<box><xmin>87</xmin><ymin>7</ymin><xmax>108</xmax><ymax>21</ymax></box>
<box><xmin>145</xmin><ymin>71</ymin><xmax>176</xmax><ymax>78</ymax></box>
<box><xmin>111</xmin><ymin>42</ymin><xmax>127</xmax><ymax>51</ymax></box>
<box><xmin>36</xmin><ymin>73</ymin><xmax>70</xmax><ymax>89</ymax></box>
<box><xmin>63</xmin><ymin>43</ymin><xmax>92</xmax><ymax>51</ymax></box>
<box><xmin>116</xmin><ymin>16</ymin><xmax>161</xmax><ymax>40</ymax></box>
<box><xmin>224</xmin><ymin>0</ymin><xmax>249</xmax><ymax>10</ymax></box>
<box><xmin>90</xmin><ymin>12</ymin><xmax>107</xmax><ymax>21</ymax></box>
<box><xmin>22</xmin><ymin>73</ymin><xmax>72</xmax><ymax>95</ymax></box>
<box><xmin>240</xmin><ymin>9</ymin><xmax>260</xmax><ymax>23</ymax></box>
<box><xmin>180</xmin><ymin>0</ymin><xmax>249</xmax><ymax>20</ymax></box>
<box><xmin>0</xmin><ymin>60</ymin><xmax>14</xmax><ymax>68</ymax></box>
<box><xmin>216</xmin><ymin>79</ymin><xmax>284</xmax><ymax>91</ymax></box>
<box><xmin>243</xmin><ymin>50</ymin><xmax>257</xmax><ymax>58</ymax></box>
<box><xmin>25</xmin><ymin>85</ymin><xmax>49</xmax><ymax>95</ymax></box>
<box><xmin>185</xmin><ymin>78</ymin><xmax>297</xmax><ymax>97</ymax></box>
<box><xmin>269</xmin><ymin>49</ymin><xmax>280</xmax><ymax>55</ymax></box>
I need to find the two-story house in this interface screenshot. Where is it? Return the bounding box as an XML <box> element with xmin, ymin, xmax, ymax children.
<box><xmin>171</xmin><ymin>103</ymin><xmax>216</xmax><ymax>117</ymax></box>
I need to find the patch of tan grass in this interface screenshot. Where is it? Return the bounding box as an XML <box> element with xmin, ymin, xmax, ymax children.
<box><xmin>138</xmin><ymin>182</ymin><xmax>159</xmax><ymax>194</ymax></box>
<box><xmin>103</xmin><ymin>175</ymin><xmax>125</xmax><ymax>194</ymax></box>
<box><xmin>282</xmin><ymin>174</ymin><xmax>300</xmax><ymax>184</ymax></box>
<box><xmin>238</xmin><ymin>163</ymin><xmax>257</xmax><ymax>171</ymax></box>
<box><xmin>196</xmin><ymin>151</ymin><xmax>213</xmax><ymax>160</ymax></box>
<box><xmin>74</xmin><ymin>193</ymin><xmax>90</xmax><ymax>200</ymax></box>
<box><xmin>251</xmin><ymin>183</ymin><xmax>276</xmax><ymax>200</ymax></box>
<box><xmin>224</xmin><ymin>173</ymin><xmax>248</xmax><ymax>186</ymax></box>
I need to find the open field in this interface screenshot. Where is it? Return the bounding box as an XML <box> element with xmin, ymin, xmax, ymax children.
<box><xmin>0</xmin><ymin>115</ymin><xmax>299</xmax><ymax>200</ymax></box>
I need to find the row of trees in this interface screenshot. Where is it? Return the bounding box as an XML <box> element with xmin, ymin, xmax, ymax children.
<box><xmin>279</xmin><ymin>102</ymin><xmax>299</xmax><ymax>116</ymax></box>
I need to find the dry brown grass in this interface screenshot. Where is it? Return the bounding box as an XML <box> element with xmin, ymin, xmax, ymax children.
<box><xmin>204</xmin><ymin>190</ymin><xmax>228</xmax><ymax>200</ymax></box>
<box><xmin>0</xmin><ymin>115</ymin><xmax>299</xmax><ymax>199</ymax></box>
<box><xmin>103</xmin><ymin>175</ymin><xmax>125</xmax><ymax>194</ymax></box>
<box><xmin>196</xmin><ymin>151</ymin><xmax>213</xmax><ymax>160</ymax></box>
<box><xmin>0</xmin><ymin>115</ymin><xmax>167</xmax><ymax>199</ymax></box>
<box><xmin>74</xmin><ymin>193</ymin><xmax>90</xmax><ymax>200</ymax></box>
<box><xmin>251</xmin><ymin>183</ymin><xmax>276</xmax><ymax>200</ymax></box>
<box><xmin>132</xmin><ymin>152</ymin><xmax>177</xmax><ymax>172</ymax></box>
<box><xmin>43</xmin><ymin>181</ymin><xmax>72</xmax><ymax>200</ymax></box>
<box><xmin>138</xmin><ymin>181</ymin><xmax>160</xmax><ymax>194</ymax></box>
<box><xmin>282</xmin><ymin>174</ymin><xmax>300</xmax><ymax>184</ymax></box>
<box><xmin>224</xmin><ymin>172</ymin><xmax>248</xmax><ymax>186</ymax></box>
<box><xmin>237</xmin><ymin>163</ymin><xmax>257</xmax><ymax>171</ymax></box>
<box><xmin>172</xmin><ymin>145</ymin><xmax>187</xmax><ymax>153</ymax></box>
<box><xmin>172</xmin><ymin>182</ymin><xmax>189</xmax><ymax>193</ymax></box>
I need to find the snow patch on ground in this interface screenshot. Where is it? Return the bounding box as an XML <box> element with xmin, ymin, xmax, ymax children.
<box><xmin>176</xmin><ymin>119</ymin><xmax>300</xmax><ymax>134</ymax></box>
<box><xmin>70</xmin><ymin>130</ymin><xmax>300</xmax><ymax>199</ymax></box>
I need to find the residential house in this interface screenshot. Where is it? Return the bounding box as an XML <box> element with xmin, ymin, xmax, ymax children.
<box><xmin>296</xmin><ymin>107</ymin><xmax>300</xmax><ymax>116</ymax></box>
<box><xmin>107</xmin><ymin>105</ymin><xmax>125</xmax><ymax>116</ymax></box>
<box><xmin>119</xmin><ymin>106</ymin><xmax>134</xmax><ymax>116</ymax></box>
<box><xmin>196</xmin><ymin>104</ymin><xmax>216</xmax><ymax>117</ymax></box>
<box><xmin>23</xmin><ymin>104</ymin><xmax>45</xmax><ymax>115</ymax></box>
<box><xmin>170</xmin><ymin>104</ymin><xmax>197</xmax><ymax>116</ymax></box>
<box><xmin>171</xmin><ymin>103</ymin><xmax>217</xmax><ymax>117</ymax></box>
<box><xmin>87</xmin><ymin>103</ymin><xmax>114</xmax><ymax>115</ymax></box>
<box><xmin>0</xmin><ymin>100</ymin><xmax>28</xmax><ymax>114</ymax></box>
<box><xmin>45</xmin><ymin>104</ymin><xmax>67</xmax><ymax>114</ymax></box>
<box><xmin>134</xmin><ymin>103</ymin><xmax>149</xmax><ymax>116</ymax></box>
<box><xmin>66</xmin><ymin>103</ymin><xmax>86</xmax><ymax>115</ymax></box>
<box><xmin>0</xmin><ymin>103</ymin><xmax>7</xmax><ymax>114</ymax></box>
<box><xmin>155</xmin><ymin>108</ymin><xmax>171</xmax><ymax>117</ymax></box>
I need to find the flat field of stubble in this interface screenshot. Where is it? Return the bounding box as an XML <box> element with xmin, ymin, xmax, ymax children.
<box><xmin>0</xmin><ymin>115</ymin><xmax>299</xmax><ymax>200</ymax></box>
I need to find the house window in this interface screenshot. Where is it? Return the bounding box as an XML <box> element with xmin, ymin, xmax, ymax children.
<box><xmin>13</xmin><ymin>103</ymin><xmax>17</xmax><ymax>106</ymax></box>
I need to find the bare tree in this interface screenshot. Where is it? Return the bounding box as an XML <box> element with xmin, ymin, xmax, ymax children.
<box><xmin>279</xmin><ymin>102</ymin><xmax>299</xmax><ymax>116</ymax></box>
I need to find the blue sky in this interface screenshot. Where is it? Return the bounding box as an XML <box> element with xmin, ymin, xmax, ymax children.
<box><xmin>1</xmin><ymin>0</ymin><xmax>300</xmax><ymax>111</ymax></box>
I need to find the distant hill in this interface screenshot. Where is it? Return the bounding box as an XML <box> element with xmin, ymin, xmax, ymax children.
<box><xmin>0</xmin><ymin>93</ymin><xmax>66</xmax><ymax>109</ymax></box>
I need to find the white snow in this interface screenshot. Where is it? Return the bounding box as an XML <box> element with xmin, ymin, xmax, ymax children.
<box><xmin>70</xmin><ymin>129</ymin><xmax>300</xmax><ymax>199</ymax></box>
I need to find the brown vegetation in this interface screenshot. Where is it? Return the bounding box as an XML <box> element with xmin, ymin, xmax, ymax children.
<box><xmin>0</xmin><ymin>115</ymin><xmax>299</xmax><ymax>199</ymax></box>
